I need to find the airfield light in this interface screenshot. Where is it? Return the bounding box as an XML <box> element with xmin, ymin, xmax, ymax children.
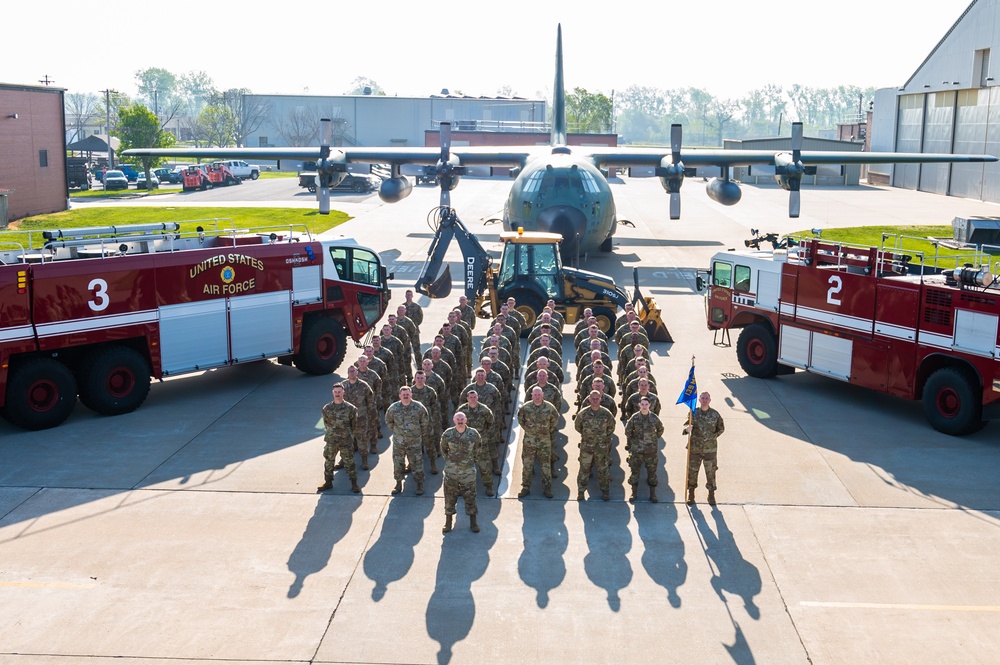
<box><xmin>518</xmin><ymin>227</ymin><xmax>524</xmax><ymax>235</ymax></box>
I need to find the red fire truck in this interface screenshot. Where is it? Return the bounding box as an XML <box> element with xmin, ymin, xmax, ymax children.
<box><xmin>0</xmin><ymin>222</ymin><xmax>391</xmax><ymax>430</ymax></box>
<box><xmin>705</xmin><ymin>236</ymin><xmax>1000</xmax><ymax>435</ymax></box>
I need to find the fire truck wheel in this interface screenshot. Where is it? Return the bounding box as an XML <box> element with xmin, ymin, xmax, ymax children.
<box><xmin>78</xmin><ymin>346</ymin><xmax>152</xmax><ymax>416</ymax></box>
<box><xmin>922</xmin><ymin>367</ymin><xmax>982</xmax><ymax>436</ymax></box>
<box><xmin>2</xmin><ymin>358</ymin><xmax>77</xmax><ymax>430</ymax></box>
<box><xmin>737</xmin><ymin>323</ymin><xmax>779</xmax><ymax>378</ymax></box>
<box><xmin>295</xmin><ymin>317</ymin><xmax>348</xmax><ymax>375</ymax></box>
<box><xmin>592</xmin><ymin>307</ymin><xmax>616</xmax><ymax>334</ymax></box>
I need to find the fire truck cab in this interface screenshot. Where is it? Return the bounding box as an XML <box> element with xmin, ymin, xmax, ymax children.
<box><xmin>0</xmin><ymin>222</ymin><xmax>390</xmax><ymax>430</ymax></box>
<box><xmin>706</xmin><ymin>237</ymin><xmax>1000</xmax><ymax>435</ymax></box>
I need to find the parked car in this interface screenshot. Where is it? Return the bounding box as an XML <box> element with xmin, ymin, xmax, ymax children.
<box><xmin>216</xmin><ymin>160</ymin><xmax>260</xmax><ymax>180</ymax></box>
<box><xmin>103</xmin><ymin>170</ymin><xmax>129</xmax><ymax>191</ymax></box>
<box><xmin>136</xmin><ymin>171</ymin><xmax>159</xmax><ymax>190</ymax></box>
<box><xmin>298</xmin><ymin>172</ymin><xmax>378</xmax><ymax>194</ymax></box>
<box><xmin>153</xmin><ymin>167</ymin><xmax>182</xmax><ymax>184</ymax></box>
<box><xmin>116</xmin><ymin>164</ymin><xmax>141</xmax><ymax>182</ymax></box>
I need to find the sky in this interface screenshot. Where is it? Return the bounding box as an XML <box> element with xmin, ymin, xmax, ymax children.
<box><xmin>3</xmin><ymin>0</ymin><xmax>977</xmax><ymax>101</ymax></box>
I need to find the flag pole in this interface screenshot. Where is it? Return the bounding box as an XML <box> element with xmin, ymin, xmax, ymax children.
<box><xmin>684</xmin><ymin>355</ymin><xmax>695</xmax><ymax>493</ymax></box>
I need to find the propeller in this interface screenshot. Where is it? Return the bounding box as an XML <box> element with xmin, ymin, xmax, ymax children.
<box><xmin>317</xmin><ymin>118</ymin><xmax>332</xmax><ymax>215</ymax></box>
<box><xmin>657</xmin><ymin>124</ymin><xmax>685</xmax><ymax>219</ymax></box>
<box><xmin>435</xmin><ymin>122</ymin><xmax>465</xmax><ymax>210</ymax></box>
<box><xmin>774</xmin><ymin>122</ymin><xmax>806</xmax><ymax>218</ymax></box>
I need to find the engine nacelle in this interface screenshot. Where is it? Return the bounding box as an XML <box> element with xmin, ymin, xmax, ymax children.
<box><xmin>379</xmin><ymin>176</ymin><xmax>413</xmax><ymax>204</ymax></box>
<box><xmin>706</xmin><ymin>178</ymin><xmax>742</xmax><ymax>206</ymax></box>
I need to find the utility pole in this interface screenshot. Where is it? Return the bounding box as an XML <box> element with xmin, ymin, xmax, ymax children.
<box><xmin>100</xmin><ymin>88</ymin><xmax>118</xmax><ymax>167</ymax></box>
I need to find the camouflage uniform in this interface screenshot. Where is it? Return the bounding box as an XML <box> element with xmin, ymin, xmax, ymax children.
<box><xmin>574</xmin><ymin>405</ymin><xmax>617</xmax><ymax>494</ymax></box>
<box><xmin>577</xmin><ymin>351</ymin><xmax>613</xmax><ymax>381</ymax></box>
<box><xmin>441</xmin><ymin>426</ymin><xmax>481</xmax><ymax>517</ymax></box>
<box><xmin>373</xmin><ymin>345</ymin><xmax>399</xmax><ymax>402</ymax></box>
<box><xmin>426</xmin><ymin>355</ymin><xmax>455</xmax><ymax>412</ymax></box>
<box><xmin>685</xmin><ymin>407</ymin><xmax>725</xmax><ymax>490</ymax></box>
<box><xmin>615</xmin><ymin>324</ymin><xmax>650</xmax><ymax>349</ymax></box>
<box><xmin>396</xmin><ymin>314</ymin><xmax>420</xmax><ymax>372</ymax></box>
<box><xmin>457</xmin><ymin>401</ymin><xmax>496</xmax><ymax>491</ymax></box>
<box><xmin>578</xmin><ymin>370</ymin><xmax>616</xmax><ymax>402</ymax></box>
<box><xmin>626</xmin><ymin>410</ymin><xmax>664</xmax><ymax>488</ymax></box>
<box><xmin>355</xmin><ymin>367</ymin><xmax>383</xmax><ymax>414</ymax></box>
<box><xmin>526</xmin><ymin>362</ymin><xmax>565</xmax><ymax>387</ymax></box>
<box><xmin>423</xmin><ymin>369</ymin><xmax>449</xmax><ymax>430</ymax></box>
<box><xmin>576</xmin><ymin>392</ymin><xmax>618</xmax><ymax>419</ymax></box>
<box><xmin>526</xmin><ymin>345</ymin><xmax>563</xmax><ymax>370</ymax></box>
<box><xmin>385</xmin><ymin>400</ymin><xmax>430</xmax><ymax>484</ymax></box>
<box><xmin>441</xmin><ymin>332</ymin><xmax>466</xmax><ymax>384</ymax></box>
<box><xmin>452</xmin><ymin>318</ymin><xmax>474</xmax><ymax>378</ymax></box>
<box><xmin>409</xmin><ymin>384</ymin><xmax>442</xmax><ymax>457</ymax></box>
<box><xmin>576</xmin><ymin>337</ymin><xmax>609</xmax><ymax>364</ymax></box>
<box><xmin>623</xmin><ymin>390</ymin><xmax>661</xmax><ymax>423</ymax></box>
<box><xmin>461</xmin><ymin>381</ymin><xmax>503</xmax><ymax>464</ymax></box>
<box><xmin>457</xmin><ymin>303</ymin><xmax>477</xmax><ymax>331</ymax></box>
<box><xmin>517</xmin><ymin>399</ymin><xmax>559</xmax><ymax>492</ymax></box>
<box><xmin>322</xmin><ymin>400</ymin><xmax>360</xmax><ymax>482</ymax></box>
<box><xmin>404</xmin><ymin>300</ymin><xmax>424</xmax><ymax>328</ymax></box>
<box><xmin>381</xmin><ymin>333</ymin><xmax>408</xmax><ymax>390</ymax></box>
<box><xmin>343</xmin><ymin>378</ymin><xmax>377</xmax><ymax>450</ymax></box>
<box><xmin>389</xmin><ymin>323</ymin><xmax>413</xmax><ymax>384</ymax></box>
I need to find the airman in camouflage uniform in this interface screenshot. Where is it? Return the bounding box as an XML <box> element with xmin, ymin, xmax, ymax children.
<box><xmin>578</xmin><ymin>360</ymin><xmax>616</xmax><ymax>404</ymax></box>
<box><xmin>354</xmin><ymin>355</ymin><xmax>383</xmax><ymax>426</ymax></box>
<box><xmin>396</xmin><ymin>304</ymin><xmax>420</xmax><ymax>371</ymax></box>
<box><xmin>526</xmin><ymin>355</ymin><xmax>565</xmax><ymax>389</ymax></box>
<box><xmin>483</xmin><ymin>335</ymin><xmax>514</xmax><ymax>369</ymax></box>
<box><xmin>577</xmin><ymin>345</ymin><xmax>613</xmax><ymax>382</ymax></box>
<box><xmin>504</xmin><ymin>297</ymin><xmax>528</xmax><ymax>333</ymax></box>
<box><xmin>526</xmin><ymin>335</ymin><xmax>563</xmax><ymax>369</ymax></box>
<box><xmin>528</xmin><ymin>322</ymin><xmax>562</xmax><ymax>349</ymax></box>
<box><xmin>614</xmin><ymin>303</ymin><xmax>635</xmax><ymax>331</ymax></box>
<box><xmin>385</xmin><ymin>386</ymin><xmax>430</xmax><ymax>495</ymax></box>
<box><xmin>440</xmin><ymin>412</ymin><xmax>482</xmax><ymax>534</ymax></box>
<box><xmin>574</xmin><ymin>321</ymin><xmax>608</xmax><ymax>351</ymax></box>
<box><xmin>410</xmin><ymin>371</ymin><xmax>442</xmax><ymax>473</ymax></box>
<box><xmin>481</xmin><ymin>349</ymin><xmax>513</xmax><ymax>395</ymax></box>
<box><xmin>371</xmin><ymin>336</ymin><xmax>399</xmax><ymax>405</ymax></box>
<box><xmin>380</xmin><ymin>324</ymin><xmax>408</xmax><ymax>390</ymax></box>
<box><xmin>343</xmin><ymin>365</ymin><xmax>377</xmax><ymax>467</ymax></box>
<box><xmin>616</xmin><ymin>319</ymin><xmax>650</xmax><ymax>349</ymax></box>
<box><xmin>625</xmin><ymin>396</ymin><xmax>664</xmax><ymax>503</ymax></box>
<box><xmin>574</xmin><ymin>308</ymin><xmax>595</xmax><ymax>335</ymax></box>
<box><xmin>317</xmin><ymin>384</ymin><xmax>361</xmax><ymax>494</ymax></box>
<box><xmin>457</xmin><ymin>391</ymin><xmax>497</xmax><ymax>495</ymax></box>
<box><xmin>517</xmin><ymin>386</ymin><xmax>559</xmax><ymax>498</ymax></box>
<box><xmin>479</xmin><ymin>356</ymin><xmax>510</xmax><ymax>415</ymax></box>
<box><xmin>575</xmin><ymin>390</ymin><xmax>617</xmax><ymax>501</ymax></box>
<box><xmin>491</xmin><ymin>319</ymin><xmax>520</xmax><ymax>373</ymax></box>
<box><xmin>440</xmin><ymin>323</ymin><xmax>467</xmax><ymax>385</ymax></box>
<box><xmin>387</xmin><ymin>314</ymin><xmax>413</xmax><ymax>384</ymax></box>
<box><xmin>531</xmin><ymin>369</ymin><xmax>562</xmax><ymax>473</ymax></box>
<box><xmin>543</xmin><ymin>302</ymin><xmax>566</xmax><ymax>329</ymax></box>
<box><xmin>576</xmin><ymin>377</ymin><xmax>618</xmax><ymax>419</ymax></box>
<box><xmin>421</xmin><ymin>358</ymin><xmax>450</xmax><ymax>431</ymax></box>
<box><xmin>447</xmin><ymin>311</ymin><xmax>473</xmax><ymax>381</ymax></box>
<box><xmin>619</xmin><ymin>341</ymin><xmax>653</xmax><ymax>386</ymax></box>
<box><xmin>683</xmin><ymin>391</ymin><xmax>725</xmax><ymax>505</ymax></box>
<box><xmin>461</xmin><ymin>370</ymin><xmax>503</xmax><ymax>468</ymax></box>
<box><xmin>456</xmin><ymin>295</ymin><xmax>477</xmax><ymax>331</ymax></box>
<box><xmin>495</xmin><ymin>304</ymin><xmax>523</xmax><ymax>337</ymax></box>
<box><xmin>425</xmin><ymin>346</ymin><xmax>456</xmax><ymax>412</ymax></box>
<box><xmin>623</xmin><ymin>379</ymin><xmax>660</xmax><ymax>423</ymax></box>
<box><xmin>622</xmin><ymin>358</ymin><xmax>653</xmax><ymax>392</ymax></box>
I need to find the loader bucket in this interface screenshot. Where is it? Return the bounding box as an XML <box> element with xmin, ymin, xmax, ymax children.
<box><xmin>417</xmin><ymin>266</ymin><xmax>453</xmax><ymax>299</ymax></box>
<box><xmin>639</xmin><ymin>296</ymin><xmax>673</xmax><ymax>342</ymax></box>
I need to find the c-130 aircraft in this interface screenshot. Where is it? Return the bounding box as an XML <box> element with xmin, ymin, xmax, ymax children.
<box><xmin>126</xmin><ymin>25</ymin><xmax>996</xmax><ymax>258</ymax></box>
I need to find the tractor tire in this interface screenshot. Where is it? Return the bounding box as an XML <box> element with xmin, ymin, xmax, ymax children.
<box><xmin>736</xmin><ymin>323</ymin><xmax>779</xmax><ymax>378</ymax></box>
<box><xmin>922</xmin><ymin>366</ymin><xmax>982</xmax><ymax>436</ymax></box>
<box><xmin>78</xmin><ymin>345</ymin><xmax>152</xmax><ymax>416</ymax></box>
<box><xmin>1</xmin><ymin>357</ymin><xmax>77</xmax><ymax>430</ymax></box>
<box><xmin>294</xmin><ymin>317</ymin><xmax>348</xmax><ymax>375</ymax></box>
<box><xmin>510</xmin><ymin>292</ymin><xmax>544</xmax><ymax>334</ymax></box>
<box><xmin>592</xmin><ymin>306</ymin><xmax>616</xmax><ymax>334</ymax></box>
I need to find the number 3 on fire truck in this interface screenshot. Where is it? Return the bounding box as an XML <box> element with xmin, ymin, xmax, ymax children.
<box><xmin>826</xmin><ymin>275</ymin><xmax>843</xmax><ymax>306</ymax></box>
<box><xmin>88</xmin><ymin>278</ymin><xmax>109</xmax><ymax>312</ymax></box>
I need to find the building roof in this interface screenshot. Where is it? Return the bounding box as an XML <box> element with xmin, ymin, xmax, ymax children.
<box><xmin>903</xmin><ymin>1</ymin><xmax>979</xmax><ymax>89</ymax></box>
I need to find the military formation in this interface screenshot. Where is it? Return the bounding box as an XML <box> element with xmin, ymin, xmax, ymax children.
<box><xmin>318</xmin><ymin>294</ymin><xmax>726</xmax><ymax>534</ymax></box>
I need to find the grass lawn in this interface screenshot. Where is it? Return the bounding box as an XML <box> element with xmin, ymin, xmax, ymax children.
<box><xmin>258</xmin><ymin>171</ymin><xmax>298</xmax><ymax>179</ymax></box>
<box><xmin>790</xmin><ymin>225</ymin><xmax>992</xmax><ymax>266</ymax></box>
<box><xmin>70</xmin><ymin>187</ymin><xmax>176</xmax><ymax>199</ymax></box>
<box><xmin>2</xmin><ymin>207</ymin><xmax>351</xmax><ymax>250</ymax></box>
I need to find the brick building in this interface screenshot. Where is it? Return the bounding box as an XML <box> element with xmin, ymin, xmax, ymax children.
<box><xmin>0</xmin><ymin>83</ymin><xmax>68</xmax><ymax>224</ymax></box>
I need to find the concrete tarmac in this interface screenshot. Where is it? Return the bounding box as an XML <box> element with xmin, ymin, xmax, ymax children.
<box><xmin>4</xmin><ymin>177</ymin><xmax>1000</xmax><ymax>664</ymax></box>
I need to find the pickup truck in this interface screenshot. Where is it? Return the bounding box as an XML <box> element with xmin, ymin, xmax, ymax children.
<box><xmin>216</xmin><ymin>160</ymin><xmax>260</xmax><ymax>180</ymax></box>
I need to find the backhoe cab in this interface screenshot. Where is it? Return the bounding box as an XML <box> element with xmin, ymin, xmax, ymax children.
<box><xmin>415</xmin><ymin>209</ymin><xmax>671</xmax><ymax>340</ymax></box>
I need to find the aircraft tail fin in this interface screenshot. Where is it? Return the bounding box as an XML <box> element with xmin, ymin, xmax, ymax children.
<box><xmin>551</xmin><ymin>24</ymin><xmax>567</xmax><ymax>146</ymax></box>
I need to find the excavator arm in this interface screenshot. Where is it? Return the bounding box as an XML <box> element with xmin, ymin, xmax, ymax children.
<box><xmin>414</xmin><ymin>208</ymin><xmax>495</xmax><ymax>304</ymax></box>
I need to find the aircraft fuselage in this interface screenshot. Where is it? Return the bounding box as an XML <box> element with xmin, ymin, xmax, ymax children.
<box><xmin>502</xmin><ymin>149</ymin><xmax>616</xmax><ymax>256</ymax></box>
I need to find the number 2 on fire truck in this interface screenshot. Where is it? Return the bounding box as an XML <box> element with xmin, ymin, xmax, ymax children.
<box><xmin>826</xmin><ymin>275</ymin><xmax>843</xmax><ymax>306</ymax></box>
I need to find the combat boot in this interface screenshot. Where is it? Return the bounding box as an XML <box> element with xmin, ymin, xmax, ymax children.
<box><xmin>577</xmin><ymin>490</ymin><xmax>585</xmax><ymax>501</ymax></box>
<box><xmin>442</xmin><ymin>515</ymin><xmax>453</xmax><ymax>533</ymax></box>
<box><xmin>351</xmin><ymin>478</ymin><xmax>361</xmax><ymax>494</ymax></box>
<box><xmin>485</xmin><ymin>483</ymin><xmax>495</xmax><ymax>497</ymax></box>
<box><xmin>518</xmin><ymin>487</ymin><xmax>530</xmax><ymax>498</ymax></box>
<box><xmin>707</xmin><ymin>489</ymin><xmax>716</xmax><ymax>506</ymax></box>
<box><xmin>492</xmin><ymin>461</ymin><xmax>502</xmax><ymax>476</ymax></box>
<box><xmin>333</xmin><ymin>460</ymin><xmax>344</xmax><ymax>470</ymax></box>
<box><xmin>391</xmin><ymin>480</ymin><xmax>402</xmax><ymax>495</ymax></box>
<box><xmin>543</xmin><ymin>487</ymin><xmax>553</xmax><ymax>499</ymax></box>
<box><xmin>649</xmin><ymin>486</ymin><xmax>658</xmax><ymax>503</ymax></box>
<box><xmin>469</xmin><ymin>515</ymin><xmax>480</xmax><ymax>533</ymax></box>
<box><xmin>430</xmin><ymin>459</ymin><xmax>438</xmax><ymax>475</ymax></box>
<box><xmin>415</xmin><ymin>480</ymin><xmax>424</xmax><ymax>496</ymax></box>
<box><xmin>629</xmin><ymin>484</ymin><xmax>638</xmax><ymax>503</ymax></box>
<box><xmin>601</xmin><ymin>489</ymin><xmax>610</xmax><ymax>502</ymax></box>
<box><xmin>361</xmin><ymin>453</ymin><xmax>369</xmax><ymax>471</ymax></box>
<box><xmin>317</xmin><ymin>479</ymin><xmax>332</xmax><ymax>492</ymax></box>
<box><xmin>686</xmin><ymin>488</ymin><xmax>695</xmax><ymax>505</ymax></box>
<box><xmin>369</xmin><ymin>443</ymin><xmax>378</xmax><ymax>455</ymax></box>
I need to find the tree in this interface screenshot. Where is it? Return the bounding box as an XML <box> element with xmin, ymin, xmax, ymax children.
<box><xmin>179</xmin><ymin>70</ymin><xmax>215</xmax><ymax>117</ymax></box>
<box><xmin>194</xmin><ymin>105</ymin><xmax>237</xmax><ymax>147</ymax></box>
<box><xmin>566</xmin><ymin>87</ymin><xmax>613</xmax><ymax>133</ymax></box>
<box><xmin>65</xmin><ymin>92</ymin><xmax>99</xmax><ymax>144</ymax></box>
<box><xmin>346</xmin><ymin>76</ymin><xmax>385</xmax><ymax>96</ymax></box>
<box><xmin>210</xmin><ymin>89</ymin><xmax>271</xmax><ymax>147</ymax></box>
<box><xmin>274</xmin><ymin>106</ymin><xmax>321</xmax><ymax>146</ymax></box>
<box><xmin>116</xmin><ymin>102</ymin><xmax>175</xmax><ymax>185</ymax></box>
<box><xmin>708</xmin><ymin>98</ymin><xmax>741</xmax><ymax>146</ymax></box>
<box><xmin>95</xmin><ymin>91</ymin><xmax>131</xmax><ymax>136</ymax></box>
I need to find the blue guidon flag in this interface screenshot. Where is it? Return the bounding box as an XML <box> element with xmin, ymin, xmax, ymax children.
<box><xmin>676</xmin><ymin>358</ymin><xmax>697</xmax><ymax>413</ymax></box>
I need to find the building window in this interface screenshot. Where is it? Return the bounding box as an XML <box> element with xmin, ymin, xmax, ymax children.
<box><xmin>39</xmin><ymin>150</ymin><xmax>48</xmax><ymax>167</ymax></box>
<box><xmin>976</xmin><ymin>48</ymin><xmax>991</xmax><ymax>87</ymax></box>
<box><xmin>258</xmin><ymin>136</ymin><xmax>268</xmax><ymax>147</ymax></box>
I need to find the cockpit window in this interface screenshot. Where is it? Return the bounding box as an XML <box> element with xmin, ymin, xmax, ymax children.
<box><xmin>579</xmin><ymin>170</ymin><xmax>601</xmax><ymax>194</ymax></box>
<box><xmin>522</xmin><ymin>171</ymin><xmax>544</xmax><ymax>194</ymax></box>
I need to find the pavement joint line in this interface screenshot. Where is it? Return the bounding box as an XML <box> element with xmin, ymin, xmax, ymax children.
<box><xmin>800</xmin><ymin>601</ymin><xmax>1000</xmax><ymax>612</ymax></box>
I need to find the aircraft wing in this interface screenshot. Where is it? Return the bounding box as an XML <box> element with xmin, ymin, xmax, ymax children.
<box><xmin>123</xmin><ymin>146</ymin><xmax>533</xmax><ymax>168</ymax></box>
<box><xmin>582</xmin><ymin>147</ymin><xmax>998</xmax><ymax>168</ymax></box>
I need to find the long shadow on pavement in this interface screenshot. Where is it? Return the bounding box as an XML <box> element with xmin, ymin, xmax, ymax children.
<box><xmin>633</xmin><ymin>455</ymin><xmax>686</xmax><ymax>608</ymax></box>
<box><xmin>363</xmin><ymin>492</ymin><xmax>436</xmax><ymax>602</ymax></box>
<box><xmin>578</xmin><ymin>499</ymin><xmax>633</xmax><ymax>611</ymax></box>
<box><xmin>425</xmin><ymin>497</ymin><xmax>501</xmax><ymax>665</ymax></box>
<box><xmin>518</xmin><ymin>496</ymin><xmax>567</xmax><ymax>608</ymax></box>
<box><xmin>286</xmin><ymin>494</ymin><xmax>362</xmax><ymax>598</ymax></box>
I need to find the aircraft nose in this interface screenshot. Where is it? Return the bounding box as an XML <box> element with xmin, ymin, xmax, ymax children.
<box><xmin>536</xmin><ymin>205</ymin><xmax>587</xmax><ymax>259</ymax></box>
